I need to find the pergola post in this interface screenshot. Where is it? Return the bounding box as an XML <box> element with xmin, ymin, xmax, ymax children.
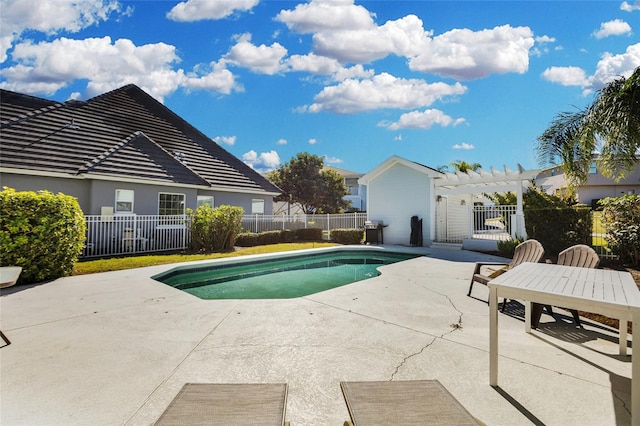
<box><xmin>514</xmin><ymin>179</ymin><xmax>526</xmax><ymax>239</ymax></box>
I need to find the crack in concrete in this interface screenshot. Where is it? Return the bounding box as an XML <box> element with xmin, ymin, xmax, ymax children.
<box><xmin>388</xmin><ymin>278</ymin><xmax>466</xmax><ymax>380</ymax></box>
<box><xmin>389</xmin><ymin>336</ymin><xmax>437</xmax><ymax>381</ymax></box>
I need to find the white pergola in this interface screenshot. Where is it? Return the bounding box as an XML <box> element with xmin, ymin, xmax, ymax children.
<box><xmin>433</xmin><ymin>164</ymin><xmax>540</xmax><ymax>239</ymax></box>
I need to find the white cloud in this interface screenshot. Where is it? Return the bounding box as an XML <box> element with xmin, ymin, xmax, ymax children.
<box><xmin>331</xmin><ymin>64</ymin><xmax>374</xmax><ymax>81</ymax></box>
<box><xmin>167</xmin><ymin>0</ymin><xmax>259</xmax><ymax>22</ymax></box>
<box><xmin>306</xmin><ymin>72</ymin><xmax>467</xmax><ymax>114</ymax></box>
<box><xmin>0</xmin><ymin>37</ymin><xmax>181</xmax><ymax>98</ymax></box>
<box><xmin>288</xmin><ymin>53</ymin><xmax>342</xmax><ymax>75</ymax></box>
<box><xmin>453</xmin><ymin>142</ymin><xmax>475</xmax><ymax>150</ymax></box>
<box><xmin>276</xmin><ymin>138</ymin><xmax>288</xmax><ymax>145</ymax></box>
<box><xmin>279</xmin><ymin>2</ymin><xmax>533</xmax><ymax>80</ymax></box>
<box><xmin>541</xmin><ymin>66</ymin><xmax>588</xmax><ymax>86</ymax></box>
<box><xmin>313</xmin><ymin>14</ymin><xmax>430</xmax><ymax>63</ymax></box>
<box><xmin>621</xmin><ymin>1</ymin><xmax>640</xmax><ymax>12</ymax></box>
<box><xmin>382</xmin><ymin>109</ymin><xmax>465</xmax><ymax>130</ymax></box>
<box><xmin>241</xmin><ymin>150</ymin><xmax>281</xmax><ymax>173</ymax></box>
<box><xmin>323</xmin><ymin>155</ymin><xmax>343</xmax><ymax>164</ymax></box>
<box><xmin>0</xmin><ymin>36</ymin><xmax>241</xmax><ymax>99</ymax></box>
<box><xmin>308</xmin><ymin>138</ymin><xmax>317</xmax><ymax>145</ymax></box>
<box><xmin>394</xmin><ymin>134</ymin><xmax>403</xmax><ymax>141</ymax></box>
<box><xmin>542</xmin><ymin>43</ymin><xmax>640</xmax><ymax>92</ymax></box>
<box><xmin>287</xmin><ymin>53</ymin><xmax>373</xmax><ymax>81</ymax></box>
<box><xmin>215</xmin><ymin>135</ymin><xmax>237</xmax><ymax>146</ymax></box>
<box><xmin>224</xmin><ymin>33</ymin><xmax>287</xmax><ymax>75</ymax></box>
<box><xmin>0</xmin><ymin>0</ymin><xmax>130</xmax><ymax>62</ymax></box>
<box><xmin>409</xmin><ymin>25</ymin><xmax>535</xmax><ymax>80</ymax></box>
<box><xmin>593</xmin><ymin>19</ymin><xmax>632</xmax><ymax>39</ymax></box>
<box><xmin>275</xmin><ymin>0</ymin><xmax>374</xmax><ymax>33</ymax></box>
<box><xmin>183</xmin><ymin>59</ymin><xmax>242</xmax><ymax>94</ymax></box>
<box><xmin>589</xmin><ymin>42</ymin><xmax>640</xmax><ymax>89</ymax></box>
<box><xmin>535</xmin><ymin>35</ymin><xmax>556</xmax><ymax>43</ymax></box>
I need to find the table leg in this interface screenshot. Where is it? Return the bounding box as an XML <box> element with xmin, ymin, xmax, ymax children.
<box><xmin>525</xmin><ymin>301</ymin><xmax>532</xmax><ymax>333</ymax></box>
<box><xmin>632</xmin><ymin>312</ymin><xmax>639</xmax><ymax>426</ymax></box>
<box><xmin>489</xmin><ymin>286</ymin><xmax>498</xmax><ymax>387</ymax></box>
<box><xmin>619</xmin><ymin>319</ymin><xmax>628</xmax><ymax>356</ymax></box>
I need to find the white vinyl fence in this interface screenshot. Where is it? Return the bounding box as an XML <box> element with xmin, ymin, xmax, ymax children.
<box><xmin>471</xmin><ymin>205</ymin><xmax>517</xmax><ymax>241</ymax></box>
<box><xmin>81</xmin><ymin>212</ymin><xmax>367</xmax><ymax>258</ymax></box>
<box><xmin>436</xmin><ymin>203</ymin><xmax>517</xmax><ymax>244</ymax></box>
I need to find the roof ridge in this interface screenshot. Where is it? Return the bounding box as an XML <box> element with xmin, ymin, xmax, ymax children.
<box><xmin>78</xmin><ymin>131</ymin><xmax>211</xmax><ymax>186</ymax></box>
<box><xmin>130</xmin><ymin>131</ymin><xmax>211</xmax><ymax>186</ymax></box>
<box><xmin>0</xmin><ymin>97</ymin><xmax>67</xmax><ymax>129</ymax></box>
<box><xmin>78</xmin><ymin>131</ymin><xmax>144</xmax><ymax>174</ymax></box>
<box><xmin>85</xmin><ymin>84</ymin><xmax>139</xmax><ymax>104</ymax></box>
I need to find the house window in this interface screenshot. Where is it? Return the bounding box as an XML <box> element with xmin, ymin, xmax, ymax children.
<box><xmin>158</xmin><ymin>193</ymin><xmax>185</xmax><ymax>215</ymax></box>
<box><xmin>252</xmin><ymin>199</ymin><xmax>265</xmax><ymax>215</ymax></box>
<box><xmin>115</xmin><ymin>189</ymin><xmax>134</xmax><ymax>213</ymax></box>
<box><xmin>589</xmin><ymin>162</ymin><xmax>597</xmax><ymax>174</ymax></box>
<box><xmin>197</xmin><ymin>195</ymin><xmax>214</xmax><ymax>207</ymax></box>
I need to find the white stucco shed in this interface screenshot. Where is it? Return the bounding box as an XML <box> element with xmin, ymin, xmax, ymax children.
<box><xmin>358</xmin><ymin>156</ymin><xmax>442</xmax><ymax>246</ymax></box>
<box><xmin>359</xmin><ymin>155</ymin><xmax>540</xmax><ymax>248</ymax></box>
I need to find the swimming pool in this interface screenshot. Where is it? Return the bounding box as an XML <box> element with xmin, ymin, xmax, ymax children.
<box><xmin>153</xmin><ymin>248</ymin><xmax>421</xmax><ymax>299</ymax></box>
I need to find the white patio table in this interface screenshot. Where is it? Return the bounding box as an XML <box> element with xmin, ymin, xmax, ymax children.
<box><xmin>488</xmin><ymin>262</ymin><xmax>640</xmax><ymax>425</ymax></box>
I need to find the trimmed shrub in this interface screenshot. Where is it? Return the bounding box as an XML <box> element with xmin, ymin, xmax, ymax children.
<box><xmin>235</xmin><ymin>232</ymin><xmax>258</xmax><ymax>247</ymax></box>
<box><xmin>294</xmin><ymin>227</ymin><xmax>323</xmax><ymax>241</ymax></box>
<box><xmin>525</xmin><ymin>207</ymin><xmax>592</xmax><ymax>257</ymax></box>
<box><xmin>0</xmin><ymin>187</ymin><xmax>86</xmax><ymax>284</ymax></box>
<box><xmin>330</xmin><ymin>228</ymin><xmax>364</xmax><ymax>244</ymax></box>
<box><xmin>257</xmin><ymin>230</ymin><xmax>282</xmax><ymax>245</ymax></box>
<box><xmin>600</xmin><ymin>195</ymin><xmax>640</xmax><ymax>265</ymax></box>
<box><xmin>190</xmin><ymin>204</ymin><xmax>243</xmax><ymax>252</ymax></box>
<box><xmin>280</xmin><ymin>229</ymin><xmax>295</xmax><ymax>243</ymax></box>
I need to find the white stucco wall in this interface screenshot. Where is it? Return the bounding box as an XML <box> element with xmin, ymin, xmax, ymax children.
<box><xmin>366</xmin><ymin>163</ymin><xmax>432</xmax><ymax>245</ymax></box>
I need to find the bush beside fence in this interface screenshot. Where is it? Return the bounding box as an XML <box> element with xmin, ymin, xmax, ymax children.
<box><xmin>525</xmin><ymin>207</ymin><xmax>592</xmax><ymax>257</ymax></box>
<box><xmin>0</xmin><ymin>188</ymin><xmax>86</xmax><ymax>284</ymax></box>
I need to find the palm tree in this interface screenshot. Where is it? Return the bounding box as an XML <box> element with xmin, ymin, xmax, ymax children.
<box><xmin>449</xmin><ymin>160</ymin><xmax>482</xmax><ymax>173</ymax></box>
<box><xmin>537</xmin><ymin>66</ymin><xmax>640</xmax><ymax>186</ymax></box>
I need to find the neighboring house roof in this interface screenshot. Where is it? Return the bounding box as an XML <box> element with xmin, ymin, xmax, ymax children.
<box><xmin>0</xmin><ymin>85</ymin><xmax>280</xmax><ymax>195</ymax></box>
<box><xmin>358</xmin><ymin>155</ymin><xmax>443</xmax><ymax>185</ymax></box>
<box><xmin>323</xmin><ymin>165</ymin><xmax>363</xmax><ymax>179</ymax></box>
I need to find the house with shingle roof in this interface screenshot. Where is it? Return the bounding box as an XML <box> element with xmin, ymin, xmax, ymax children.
<box><xmin>0</xmin><ymin>85</ymin><xmax>280</xmax><ymax>217</ymax></box>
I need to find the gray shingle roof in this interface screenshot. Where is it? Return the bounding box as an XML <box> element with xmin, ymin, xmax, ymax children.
<box><xmin>0</xmin><ymin>85</ymin><xmax>280</xmax><ymax>194</ymax></box>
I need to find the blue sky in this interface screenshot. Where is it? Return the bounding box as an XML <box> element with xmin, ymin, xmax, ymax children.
<box><xmin>1</xmin><ymin>0</ymin><xmax>639</xmax><ymax>174</ymax></box>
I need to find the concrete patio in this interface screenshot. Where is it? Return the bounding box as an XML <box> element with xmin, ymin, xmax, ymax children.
<box><xmin>0</xmin><ymin>246</ymin><xmax>633</xmax><ymax>425</ymax></box>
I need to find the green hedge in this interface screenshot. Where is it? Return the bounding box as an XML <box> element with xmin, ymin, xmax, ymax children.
<box><xmin>0</xmin><ymin>187</ymin><xmax>86</xmax><ymax>284</ymax></box>
<box><xmin>257</xmin><ymin>230</ymin><xmax>282</xmax><ymax>245</ymax></box>
<box><xmin>189</xmin><ymin>205</ymin><xmax>243</xmax><ymax>252</ymax></box>
<box><xmin>280</xmin><ymin>229</ymin><xmax>294</xmax><ymax>243</ymax></box>
<box><xmin>295</xmin><ymin>227</ymin><xmax>323</xmax><ymax>241</ymax></box>
<box><xmin>600</xmin><ymin>195</ymin><xmax>639</xmax><ymax>265</ymax></box>
<box><xmin>330</xmin><ymin>228</ymin><xmax>364</xmax><ymax>244</ymax></box>
<box><xmin>236</xmin><ymin>232</ymin><xmax>259</xmax><ymax>247</ymax></box>
<box><xmin>525</xmin><ymin>207</ymin><xmax>592</xmax><ymax>257</ymax></box>
<box><xmin>235</xmin><ymin>228</ymin><xmax>324</xmax><ymax>247</ymax></box>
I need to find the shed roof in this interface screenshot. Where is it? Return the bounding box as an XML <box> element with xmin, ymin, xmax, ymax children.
<box><xmin>358</xmin><ymin>155</ymin><xmax>443</xmax><ymax>185</ymax></box>
<box><xmin>0</xmin><ymin>85</ymin><xmax>280</xmax><ymax>195</ymax></box>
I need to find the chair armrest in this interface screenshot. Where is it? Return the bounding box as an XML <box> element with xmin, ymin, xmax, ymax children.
<box><xmin>472</xmin><ymin>262</ymin><xmax>508</xmax><ymax>275</ymax></box>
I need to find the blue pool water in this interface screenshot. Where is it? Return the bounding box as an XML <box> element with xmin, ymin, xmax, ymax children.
<box><xmin>153</xmin><ymin>249</ymin><xmax>421</xmax><ymax>299</ymax></box>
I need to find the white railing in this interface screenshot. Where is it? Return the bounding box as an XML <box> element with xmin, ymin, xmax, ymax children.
<box><xmin>81</xmin><ymin>212</ymin><xmax>367</xmax><ymax>258</ymax></box>
<box><xmin>471</xmin><ymin>205</ymin><xmax>517</xmax><ymax>241</ymax></box>
<box><xmin>83</xmin><ymin>214</ymin><xmax>189</xmax><ymax>258</ymax></box>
